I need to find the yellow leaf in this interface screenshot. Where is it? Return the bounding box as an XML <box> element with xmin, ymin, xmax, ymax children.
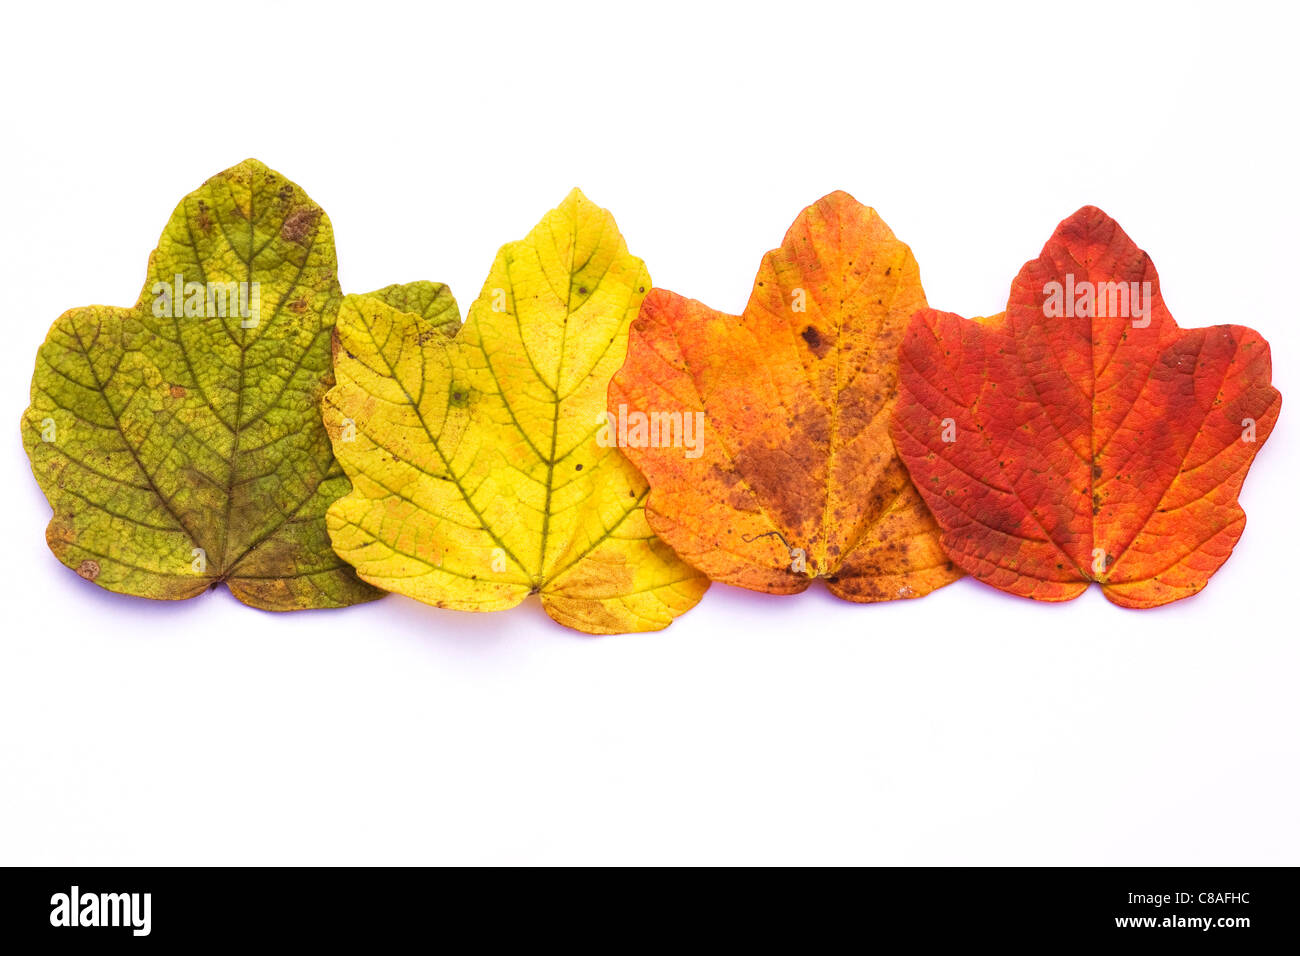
<box><xmin>323</xmin><ymin>192</ymin><xmax>709</xmax><ymax>633</ymax></box>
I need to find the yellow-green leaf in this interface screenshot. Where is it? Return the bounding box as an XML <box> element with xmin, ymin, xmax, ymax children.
<box><xmin>23</xmin><ymin>159</ymin><xmax>381</xmax><ymax>610</ymax></box>
<box><xmin>323</xmin><ymin>190</ymin><xmax>709</xmax><ymax>634</ymax></box>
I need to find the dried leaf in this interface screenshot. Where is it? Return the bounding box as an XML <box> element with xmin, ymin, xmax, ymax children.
<box><xmin>891</xmin><ymin>206</ymin><xmax>1281</xmax><ymax>607</ymax></box>
<box><xmin>23</xmin><ymin>159</ymin><xmax>380</xmax><ymax>610</ymax></box>
<box><xmin>609</xmin><ymin>192</ymin><xmax>960</xmax><ymax>601</ymax></box>
<box><xmin>323</xmin><ymin>190</ymin><xmax>708</xmax><ymax>634</ymax></box>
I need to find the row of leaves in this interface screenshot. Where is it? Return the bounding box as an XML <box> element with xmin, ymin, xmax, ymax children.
<box><xmin>23</xmin><ymin>160</ymin><xmax>1281</xmax><ymax>633</ymax></box>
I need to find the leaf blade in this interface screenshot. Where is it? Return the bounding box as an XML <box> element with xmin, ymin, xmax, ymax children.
<box><xmin>610</xmin><ymin>191</ymin><xmax>960</xmax><ymax>602</ymax></box>
<box><xmin>23</xmin><ymin>159</ymin><xmax>380</xmax><ymax>610</ymax></box>
<box><xmin>324</xmin><ymin>193</ymin><xmax>708</xmax><ymax>633</ymax></box>
<box><xmin>891</xmin><ymin>206</ymin><xmax>1281</xmax><ymax>607</ymax></box>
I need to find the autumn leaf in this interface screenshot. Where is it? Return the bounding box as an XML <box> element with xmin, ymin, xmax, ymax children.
<box><xmin>891</xmin><ymin>206</ymin><xmax>1281</xmax><ymax>607</ymax></box>
<box><xmin>608</xmin><ymin>191</ymin><xmax>961</xmax><ymax>601</ymax></box>
<box><xmin>322</xmin><ymin>190</ymin><xmax>709</xmax><ymax>634</ymax></box>
<box><xmin>23</xmin><ymin>159</ymin><xmax>381</xmax><ymax>610</ymax></box>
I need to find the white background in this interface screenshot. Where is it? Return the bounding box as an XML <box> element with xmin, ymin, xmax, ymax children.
<box><xmin>1</xmin><ymin>0</ymin><xmax>1295</xmax><ymax>865</ymax></box>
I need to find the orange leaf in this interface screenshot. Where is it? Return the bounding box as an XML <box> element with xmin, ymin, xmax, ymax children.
<box><xmin>891</xmin><ymin>206</ymin><xmax>1281</xmax><ymax>607</ymax></box>
<box><xmin>609</xmin><ymin>192</ymin><xmax>960</xmax><ymax>601</ymax></box>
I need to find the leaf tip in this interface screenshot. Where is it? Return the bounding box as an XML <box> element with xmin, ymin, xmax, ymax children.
<box><xmin>1054</xmin><ymin>204</ymin><xmax>1125</xmax><ymax>243</ymax></box>
<box><xmin>818</xmin><ymin>188</ymin><xmax>863</xmax><ymax>209</ymax></box>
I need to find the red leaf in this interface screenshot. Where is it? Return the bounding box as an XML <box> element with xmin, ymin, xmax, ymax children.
<box><xmin>891</xmin><ymin>207</ymin><xmax>1281</xmax><ymax>607</ymax></box>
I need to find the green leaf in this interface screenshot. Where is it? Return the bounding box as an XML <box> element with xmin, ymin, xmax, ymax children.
<box><xmin>23</xmin><ymin>159</ymin><xmax>381</xmax><ymax>610</ymax></box>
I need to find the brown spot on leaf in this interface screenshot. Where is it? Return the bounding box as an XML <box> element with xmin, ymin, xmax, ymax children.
<box><xmin>169</xmin><ymin>384</ymin><xmax>187</xmax><ymax>398</ymax></box>
<box><xmin>77</xmin><ymin>559</ymin><xmax>100</xmax><ymax>581</ymax></box>
<box><xmin>281</xmin><ymin>207</ymin><xmax>320</xmax><ymax>243</ymax></box>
